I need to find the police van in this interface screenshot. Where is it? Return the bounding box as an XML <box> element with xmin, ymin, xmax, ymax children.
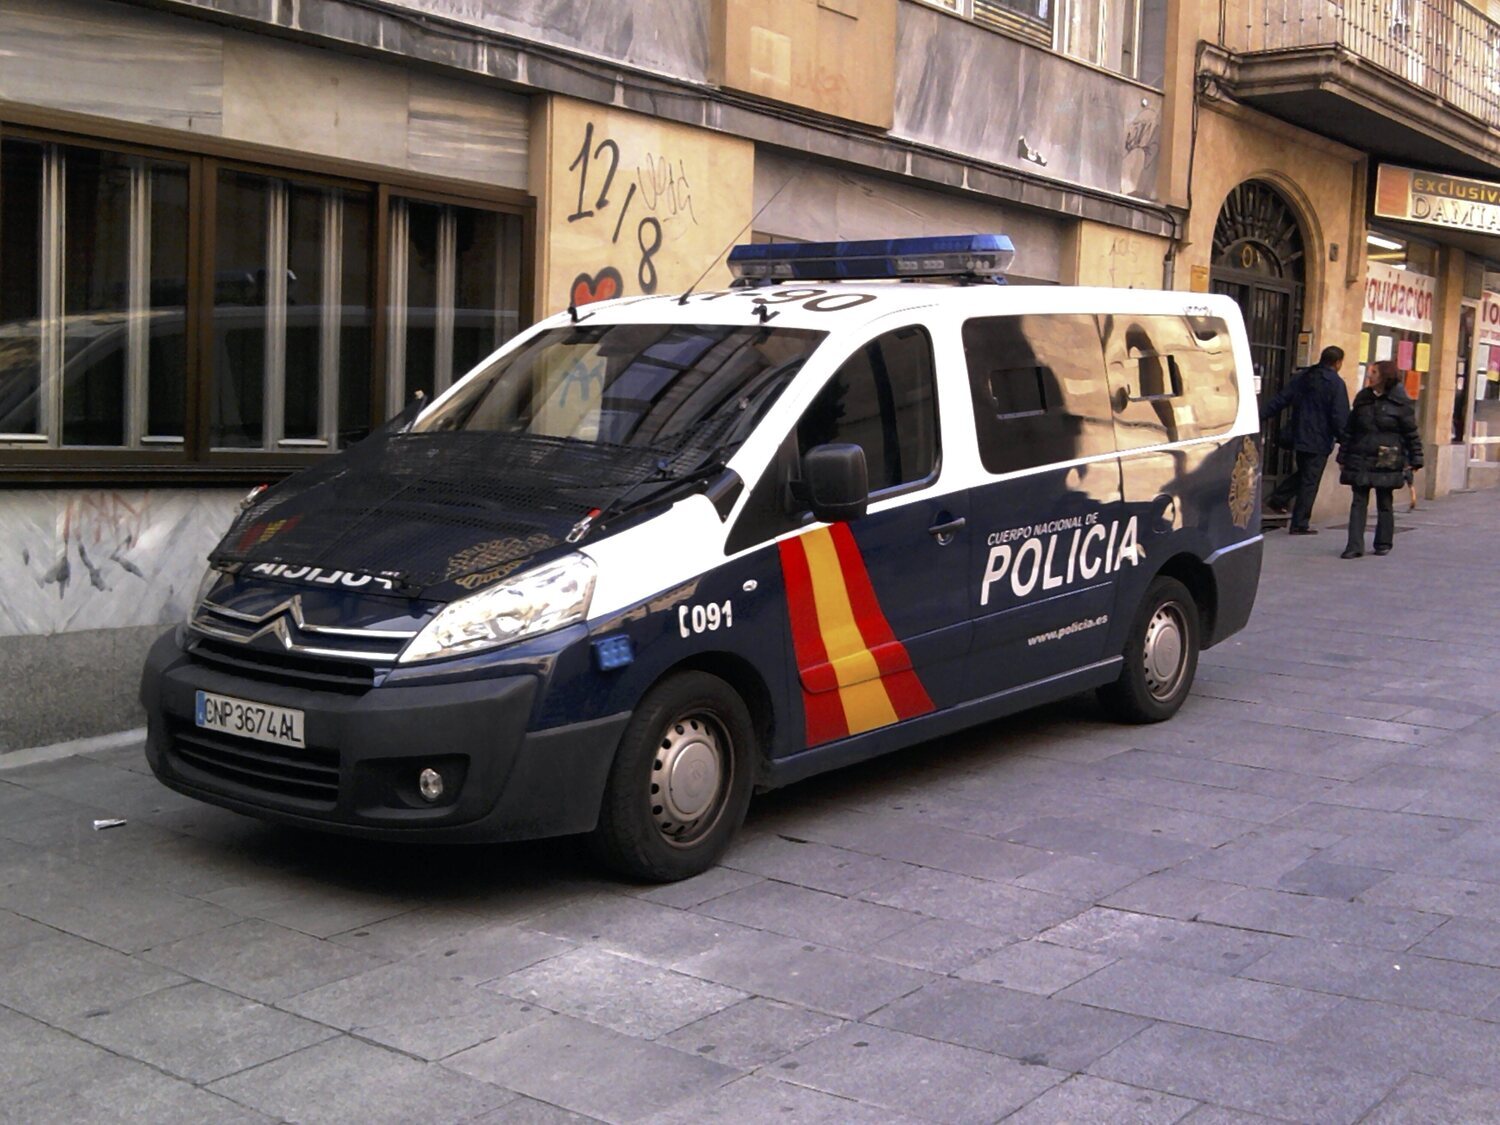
<box><xmin>140</xmin><ymin>236</ymin><xmax>1263</xmax><ymax>881</ymax></box>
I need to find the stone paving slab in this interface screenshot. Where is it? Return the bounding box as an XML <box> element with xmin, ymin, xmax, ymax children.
<box><xmin>70</xmin><ymin>980</ymin><xmax>336</xmax><ymax>1082</ymax></box>
<box><xmin>869</xmin><ymin>976</ymin><xmax>1152</xmax><ymax>1071</ymax></box>
<box><xmin>1087</xmin><ymin>1022</ymin><xmax>1398</xmax><ymax>1124</ymax></box>
<box><xmin>4</xmin><ymin>1051</ymin><xmax>275</xmax><ymax>1125</ymax></box>
<box><xmin>209</xmin><ymin>1034</ymin><xmax>515</xmax><ymax>1125</ymax></box>
<box><xmin>3</xmin><ymin>489</ymin><xmax>1500</xmax><ymax>1122</ymax></box>
<box><xmin>1005</xmin><ymin>1073</ymin><xmax>1199</xmax><ymax>1125</ymax></box>
<box><xmin>775</xmin><ymin>1023</ymin><xmax>1066</xmax><ymax>1124</ymax></box>
<box><xmin>646</xmin><ymin>1073</ymin><xmax>927</xmax><ymax>1124</ymax></box>
<box><xmin>488</xmin><ymin>946</ymin><xmax>747</xmax><ymax>1039</ymax></box>
<box><xmin>281</xmin><ymin>961</ymin><xmax>547</xmax><ymax>1059</ymax></box>
<box><xmin>445</xmin><ymin>1015</ymin><xmax>738</xmax><ymax>1123</ymax></box>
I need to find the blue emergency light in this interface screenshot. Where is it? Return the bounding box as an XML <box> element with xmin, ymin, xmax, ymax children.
<box><xmin>726</xmin><ymin>234</ymin><xmax>1015</xmax><ymax>283</ymax></box>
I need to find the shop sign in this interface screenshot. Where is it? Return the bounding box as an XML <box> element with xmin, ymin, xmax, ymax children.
<box><xmin>1374</xmin><ymin>164</ymin><xmax>1500</xmax><ymax>237</ymax></box>
<box><xmin>1363</xmin><ymin>260</ymin><xmax>1435</xmax><ymax>334</ymax></box>
<box><xmin>1480</xmin><ymin>291</ymin><xmax>1500</xmax><ymax>346</ymax></box>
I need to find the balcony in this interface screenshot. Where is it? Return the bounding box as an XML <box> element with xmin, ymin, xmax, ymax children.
<box><xmin>1204</xmin><ymin>1</ymin><xmax>1500</xmax><ymax>175</ymax></box>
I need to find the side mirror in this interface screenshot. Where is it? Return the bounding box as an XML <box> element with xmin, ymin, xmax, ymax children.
<box><xmin>799</xmin><ymin>443</ymin><xmax>869</xmax><ymax>523</ymax></box>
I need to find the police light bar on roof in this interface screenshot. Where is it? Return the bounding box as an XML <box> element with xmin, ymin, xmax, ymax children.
<box><xmin>727</xmin><ymin>234</ymin><xmax>1015</xmax><ymax>283</ymax></box>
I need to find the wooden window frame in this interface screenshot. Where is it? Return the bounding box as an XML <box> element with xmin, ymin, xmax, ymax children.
<box><xmin>0</xmin><ymin>108</ymin><xmax>535</xmax><ymax>486</ymax></box>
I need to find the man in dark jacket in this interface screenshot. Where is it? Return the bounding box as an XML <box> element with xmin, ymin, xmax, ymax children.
<box><xmin>1261</xmin><ymin>346</ymin><xmax>1351</xmax><ymax>534</ymax></box>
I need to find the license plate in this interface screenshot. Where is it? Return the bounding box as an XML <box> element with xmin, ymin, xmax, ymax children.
<box><xmin>195</xmin><ymin>690</ymin><xmax>305</xmax><ymax>749</ymax></box>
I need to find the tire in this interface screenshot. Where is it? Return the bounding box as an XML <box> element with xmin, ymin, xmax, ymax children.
<box><xmin>1098</xmin><ymin>575</ymin><xmax>1200</xmax><ymax>724</ymax></box>
<box><xmin>589</xmin><ymin>671</ymin><xmax>755</xmax><ymax>882</ymax></box>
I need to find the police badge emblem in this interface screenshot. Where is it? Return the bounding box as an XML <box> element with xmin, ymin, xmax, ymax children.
<box><xmin>1228</xmin><ymin>436</ymin><xmax>1259</xmax><ymax>529</ymax></box>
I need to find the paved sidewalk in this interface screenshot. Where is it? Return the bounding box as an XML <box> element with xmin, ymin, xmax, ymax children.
<box><xmin>4</xmin><ymin>490</ymin><xmax>1500</xmax><ymax>1123</ymax></box>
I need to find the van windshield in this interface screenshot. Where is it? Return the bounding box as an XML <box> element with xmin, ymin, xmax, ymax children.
<box><xmin>415</xmin><ymin>322</ymin><xmax>825</xmax><ymax>460</ymax></box>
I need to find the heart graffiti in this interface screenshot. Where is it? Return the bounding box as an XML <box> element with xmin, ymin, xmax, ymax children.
<box><xmin>570</xmin><ymin>267</ymin><xmax>624</xmax><ymax>308</ymax></box>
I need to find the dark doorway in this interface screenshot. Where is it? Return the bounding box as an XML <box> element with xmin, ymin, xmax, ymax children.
<box><xmin>1209</xmin><ymin>181</ymin><xmax>1306</xmax><ymax>486</ymax></box>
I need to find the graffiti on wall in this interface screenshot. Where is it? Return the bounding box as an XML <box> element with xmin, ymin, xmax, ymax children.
<box><xmin>1122</xmin><ymin>104</ymin><xmax>1161</xmax><ymax>199</ymax></box>
<box><xmin>547</xmin><ymin>98</ymin><xmax>753</xmax><ymax>314</ymax></box>
<box><xmin>31</xmin><ymin>493</ymin><xmax>151</xmax><ymax>597</ymax></box>
<box><xmin>2</xmin><ymin>489</ymin><xmax>242</xmax><ymax>637</ymax></box>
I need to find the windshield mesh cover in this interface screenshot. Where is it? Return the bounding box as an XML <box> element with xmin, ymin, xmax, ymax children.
<box><xmin>210</xmin><ymin>323</ymin><xmax>824</xmax><ymax>591</ymax></box>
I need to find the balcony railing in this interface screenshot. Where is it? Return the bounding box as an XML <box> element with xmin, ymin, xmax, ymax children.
<box><xmin>1232</xmin><ymin>1</ymin><xmax>1500</xmax><ymax>129</ymax></box>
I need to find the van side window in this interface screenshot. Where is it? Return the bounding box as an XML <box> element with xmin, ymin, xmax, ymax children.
<box><xmin>1101</xmin><ymin>314</ymin><xmax>1239</xmax><ymax>450</ymax></box>
<box><xmin>961</xmin><ymin>314</ymin><xmax>1114</xmax><ymax>474</ymax></box>
<box><xmin>726</xmin><ymin>324</ymin><xmax>938</xmax><ymax>554</ymax></box>
<box><xmin>797</xmin><ymin>324</ymin><xmax>938</xmax><ymax>493</ymax></box>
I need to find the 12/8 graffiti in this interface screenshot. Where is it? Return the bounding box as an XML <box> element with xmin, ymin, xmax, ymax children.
<box><xmin>566</xmin><ymin>120</ymin><xmax>704</xmax><ymax>298</ymax></box>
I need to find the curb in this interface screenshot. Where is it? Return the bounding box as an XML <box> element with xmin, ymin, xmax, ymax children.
<box><xmin>0</xmin><ymin>728</ymin><xmax>146</xmax><ymax>772</ymax></box>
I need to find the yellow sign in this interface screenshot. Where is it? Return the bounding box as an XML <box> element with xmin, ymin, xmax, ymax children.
<box><xmin>1189</xmin><ymin>264</ymin><xmax>1210</xmax><ymax>293</ymax></box>
<box><xmin>540</xmin><ymin>98</ymin><xmax>754</xmax><ymax>315</ymax></box>
<box><xmin>1374</xmin><ymin>164</ymin><xmax>1500</xmax><ymax>237</ymax></box>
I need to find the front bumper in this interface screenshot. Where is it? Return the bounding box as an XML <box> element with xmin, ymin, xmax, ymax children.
<box><xmin>140</xmin><ymin>630</ymin><xmax>629</xmax><ymax>843</ymax></box>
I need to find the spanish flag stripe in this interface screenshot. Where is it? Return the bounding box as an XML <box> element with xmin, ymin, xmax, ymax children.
<box><xmin>778</xmin><ymin>524</ymin><xmax>935</xmax><ymax>748</ymax></box>
<box><xmin>878</xmin><ymin>667</ymin><xmax>936</xmax><ymax>719</ymax></box>
<box><xmin>826</xmin><ymin>523</ymin><xmax>935</xmax><ymax>717</ymax></box>
<box><xmin>800</xmin><ymin>529</ymin><xmax>900</xmax><ymax>733</ymax></box>
<box><xmin>827</xmin><ymin>523</ymin><xmax>900</xmax><ymax>649</ymax></box>
<box><xmin>777</xmin><ymin>536</ymin><xmax>850</xmax><ymax>745</ymax></box>
<box><xmin>837</xmin><ymin>677</ymin><xmax>902</xmax><ymax>737</ymax></box>
<box><xmin>827</xmin><ymin>523</ymin><xmax>917</xmax><ymax>679</ymax></box>
<box><xmin>800</xmin><ymin>532</ymin><xmax>892</xmax><ymax>686</ymax></box>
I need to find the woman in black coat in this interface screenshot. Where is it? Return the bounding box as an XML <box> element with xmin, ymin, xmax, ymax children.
<box><xmin>1337</xmin><ymin>359</ymin><xmax>1423</xmax><ymax>559</ymax></box>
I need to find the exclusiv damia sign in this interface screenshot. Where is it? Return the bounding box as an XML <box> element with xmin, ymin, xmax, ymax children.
<box><xmin>1374</xmin><ymin>164</ymin><xmax>1500</xmax><ymax>236</ymax></box>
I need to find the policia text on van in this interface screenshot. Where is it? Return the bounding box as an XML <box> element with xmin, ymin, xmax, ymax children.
<box><xmin>140</xmin><ymin>236</ymin><xmax>1264</xmax><ymax>881</ymax></box>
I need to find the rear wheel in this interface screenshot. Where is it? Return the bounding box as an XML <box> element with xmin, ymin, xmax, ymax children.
<box><xmin>590</xmin><ymin>671</ymin><xmax>755</xmax><ymax>882</ymax></box>
<box><xmin>1098</xmin><ymin>575</ymin><xmax>1199</xmax><ymax>723</ymax></box>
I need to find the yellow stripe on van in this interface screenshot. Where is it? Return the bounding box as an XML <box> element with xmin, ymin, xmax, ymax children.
<box><xmin>798</xmin><ymin>527</ymin><xmax>898</xmax><ymax>734</ymax></box>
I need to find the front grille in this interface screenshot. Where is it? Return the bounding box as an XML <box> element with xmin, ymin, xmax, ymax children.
<box><xmin>187</xmin><ymin>638</ymin><xmax>378</xmax><ymax>693</ymax></box>
<box><xmin>167</xmin><ymin>722</ymin><xmax>341</xmax><ymax>809</ymax></box>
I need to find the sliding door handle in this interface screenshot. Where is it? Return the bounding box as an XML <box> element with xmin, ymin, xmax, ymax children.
<box><xmin>928</xmin><ymin>516</ymin><xmax>966</xmax><ymax>544</ymax></box>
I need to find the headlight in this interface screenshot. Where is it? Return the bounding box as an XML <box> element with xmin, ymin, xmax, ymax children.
<box><xmin>399</xmin><ymin>553</ymin><xmax>596</xmax><ymax>663</ymax></box>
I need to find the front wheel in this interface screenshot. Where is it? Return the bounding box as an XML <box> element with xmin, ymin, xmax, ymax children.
<box><xmin>590</xmin><ymin>671</ymin><xmax>755</xmax><ymax>882</ymax></box>
<box><xmin>1098</xmin><ymin>575</ymin><xmax>1199</xmax><ymax>724</ymax></box>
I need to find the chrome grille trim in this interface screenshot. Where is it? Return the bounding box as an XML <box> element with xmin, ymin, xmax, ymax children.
<box><xmin>191</xmin><ymin>594</ymin><xmax>416</xmax><ymax>664</ymax></box>
<box><xmin>202</xmin><ymin>596</ymin><xmax>418</xmax><ymax>640</ymax></box>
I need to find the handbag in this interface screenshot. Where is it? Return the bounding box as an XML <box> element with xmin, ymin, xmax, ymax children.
<box><xmin>1373</xmin><ymin>443</ymin><xmax>1404</xmax><ymax>471</ymax></box>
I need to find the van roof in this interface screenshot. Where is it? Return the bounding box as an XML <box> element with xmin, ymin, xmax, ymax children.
<box><xmin>544</xmin><ymin>285</ymin><xmax>1244</xmax><ymax>334</ymax></box>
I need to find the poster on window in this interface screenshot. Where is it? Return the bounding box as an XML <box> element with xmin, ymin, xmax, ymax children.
<box><xmin>542</xmin><ymin>97</ymin><xmax>753</xmax><ymax>315</ymax></box>
<box><xmin>1479</xmin><ymin>290</ymin><xmax>1500</xmax><ymax>346</ymax></box>
<box><xmin>1368</xmin><ymin>259</ymin><xmax>1434</xmax><ymax>334</ymax></box>
<box><xmin>1363</xmin><ymin>260</ymin><xmax>1436</xmax><ymax>335</ymax></box>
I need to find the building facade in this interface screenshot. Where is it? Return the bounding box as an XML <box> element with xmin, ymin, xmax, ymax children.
<box><xmin>1178</xmin><ymin>0</ymin><xmax>1500</xmax><ymax>506</ymax></box>
<box><xmin>3</xmin><ymin>0</ymin><xmax>1498</xmax><ymax>747</ymax></box>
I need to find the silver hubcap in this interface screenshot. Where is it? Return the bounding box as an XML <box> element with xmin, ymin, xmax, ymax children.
<box><xmin>1142</xmin><ymin>601</ymin><xmax>1188</xmax><ymax>701</ymax></box>
<box><xmin>651</xmin><ymin>714</ymin><xmax>727</xmax><ymax>845</ymax></box>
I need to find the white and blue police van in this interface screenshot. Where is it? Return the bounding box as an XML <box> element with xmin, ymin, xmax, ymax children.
<box><xmin>140</xmin><ymin>236</ymin><xmax>1264</xmax><ymax>881</ymax></box>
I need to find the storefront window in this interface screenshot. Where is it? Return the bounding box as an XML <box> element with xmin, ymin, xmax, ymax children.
<box><xmin>0</xmin><ymin>127</ymin><xmax>529</xmax><ymax>470</ymax></box>
<box><xmin>1471</xmin><ymin>289</ymin><xmax>1500</xmax><ymax>464</ymax></box>
<box><xmin>0</xmin><ymin>140</ymin><xmax>189</xmax><ymax>449</ymax></box>
<box><xmin>0</xmin><ymin>140</ymin><xmax>44</xmax><ymax>441</ymax></box>
<box><xmin>385</xmin><ymin>197</ymin><xmax>523</xmax><ymax>413</ymax></box>
<box><xmin>1361</xmin><ymin>237</ymin><xmax>1436</xmax><ymax>434</ymax></box>
<box><xmin>210</xmin><ymin>170</ymin><xmax>374</xmax><ymax>451</ymax></box>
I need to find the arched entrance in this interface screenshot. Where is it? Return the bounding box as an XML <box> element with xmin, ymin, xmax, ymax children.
<box><xmin>1209</xmin><ymin>180</ymin><xmax>1307</xmax><ymax>484</ymax></box>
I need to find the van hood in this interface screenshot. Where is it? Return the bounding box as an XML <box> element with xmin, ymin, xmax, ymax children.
<box><xmin>210</xmin><ymin>430</ymin><xmax>693</xmax><ymax>600</ymax></box>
